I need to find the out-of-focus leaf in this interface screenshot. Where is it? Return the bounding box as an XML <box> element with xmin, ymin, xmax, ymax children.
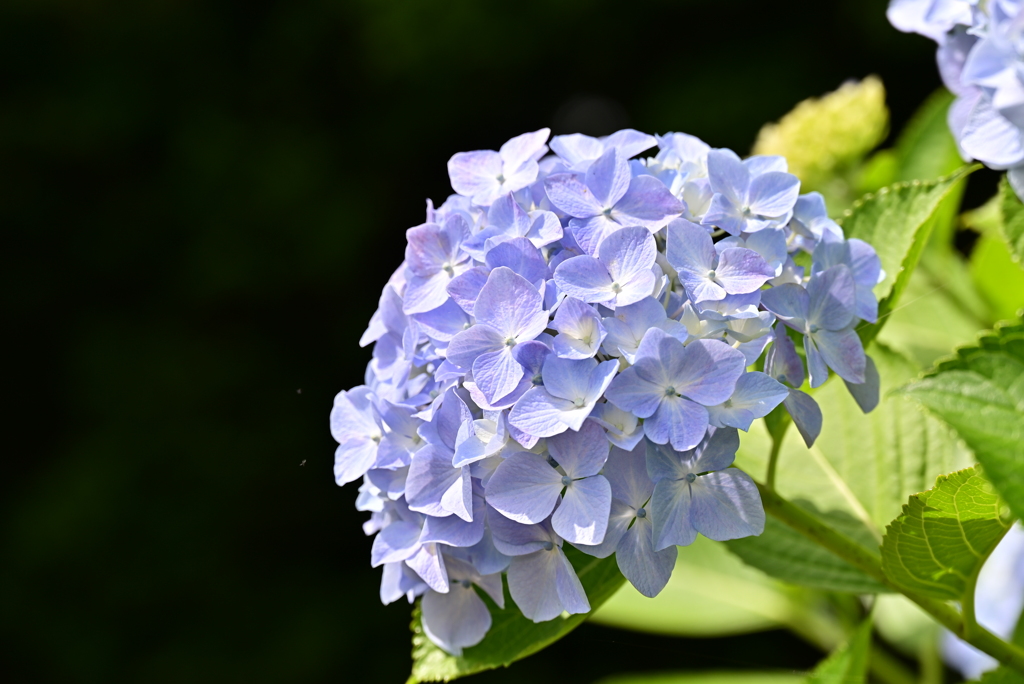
<box><xmin>408</xmin><ymin>547</ymin><xmax>624</xmax><ymax>683</ymax></box>
<box><xmin>881</xmin><ymin>467</ymin><xmax>1010</xmax><ymax>601</ymax></box>
<box><xmin>970</xmin><ymin>233</ymin><xmax>1024</xmax><ymax>320</ymax></box>
<box><xmin>902</xmin><ymin>319</ymin><xmax>1024</xmax><ymax>522</ymax></box>
<box><xmin>807</xmin><ymin>618</ymin><xmax>872</xmax><ymax>684</ymax></box>
<box><xmin>892</xmin><ymin>89</ymin><xmax>962</xmax><ymax>184</ymax></box>
<box><xmin>1002</xmin><ymin>175</ymin><xmax>1024</xmax><ymax>265</ymax></box>
<box><xmin>975</xmin><ymin>667</ymin><xmax>1024</xmax><ymax>684</ymax></box>
<box><xmin>873</xmin><ymin>594</ymin><xmax>938</xmax><ymax>656</ymax></box>
<box><xmin>838</xmin><ymin>165</ymin><xmax>978</xmax><ymax>346</ymax></box>
<box><xmin>593</xmin><ymin>535</ymin><xmax>836</xmax><ymax>641</ymax></box>
<box><xmin>598</xmin><ymin>672</ymin><xmax>807</xmax><ymax>684</ymax></box>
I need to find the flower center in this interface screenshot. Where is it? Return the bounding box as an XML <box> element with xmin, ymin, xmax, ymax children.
<box><xmin>685</xmin><ymin>473</ymin><xmax>696</xmax><ymax>483</ymax></box>
<box><xmin>542</xmin><ymin>541</ymin><xmax>554</xmax><ymax>551</ymax></box>
<box><xmin>809</xmin><ymin>324</ymin><xmax>820</xmax><ymax>334</ymax></box>
<box><xmin>460</xmin><ymin>579</ymin><xmax>472</xmax><ymax>589</ymax></box>
<box><xmin>532</xmin><ymin>374</ymin><xmax>544</xmax><ymax>385</ymax></box>
<box><xmin>664</xmin><ymin>386</ymin><xmax>677</xmax><ymax>397</ymax></box>
<box><xmin>707</xmin><ymin>270</ymin><xmax>716</xmax><ymax>280</ymax></box>
<box><xmin>505</xmin><ymin>337</ymin><xmax>517</xmax><ymax>347</ymax></box>
<box><xmin>603</xmin><ymin>207</ymin><xmax>613</xmax><ymax>218</ymax></box>
<box><xmin>572</xmin><ymin>397</ymin><xmax>586</xmax><ymax>408</ymax></box>
<box><xmin>636</xmin><ymin>507</ymin><xmax>647</xmax><ymax>518</ymax></box>
<box><xmin>561</xmin><ymin>475</ymin><xmax>572</xmax><ymax>487</ymax></box>
<box><xmin>610</xmin><ymin>282</ymin><xmax>623</xmax><ymax>293</ymax></box>
<box><xmin>442</xmin><ymin>263</ymin><xmax>454</xmax><ymax>276</ymax></box>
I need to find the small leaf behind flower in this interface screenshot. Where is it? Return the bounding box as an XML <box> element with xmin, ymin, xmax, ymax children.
<box><xmin>408</xmin><ymin>546</ymin><xmax>624</xmax><ymax>683</ymax></box>
<box><xmin>880</xmin><ymin>467</ymin><xmax>1010</xmax><ymax>601</ymax></box>
<box><xmin>837</xmin><ymin>165</ymin><xmax>978</xmax><ymax>346</ymax></box>
<box><xmin>807</xmin><ymin>617</ymin><xmax>872</xmax><ymax>684</ymax></box>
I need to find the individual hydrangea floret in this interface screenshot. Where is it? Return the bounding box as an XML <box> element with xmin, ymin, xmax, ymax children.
<box><xmin>888</xmin><ymin>0</ymin><xmax>1024</xmax><ymax>197</ymax></box>
<box><xmin>330</xmin><ymin>125</ymin><xmax>882</xmax><ymax>655</ymax></box>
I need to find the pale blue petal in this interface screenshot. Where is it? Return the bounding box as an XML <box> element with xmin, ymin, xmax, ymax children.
<box><xmin>813</xmin><ymin>327</ymin><xmax>866</xmax><ymax>384</ymax></box>
<box><xmin>542</xmin><ymin>356</ymin><xmax>598</xmax><ymax>403</ymax></box>
<box><xmin>487</xmin><ymin>507</ymin><xmax>551</xmax><ymax>556</ymax></box>
<box><xmin>485</xmin><ymin>237</ymin><xmax>550</xmax><ymax>286</ymax></box>
<box><xmin>473</xmin><ymin>347</ymin><xmax>524</xmax><ymax>405</ymax></box>
<box><xmin>784</xmin><ymin>389</ymin><xmax>822</xmax><ymax>447</ymax></box>
<box><xmin>473</xmin><ymin>267</ymin><xmax>547</xmax><ymax>340</ymax></box>
<box><xmin>554</xmin><ymin>547</ymin><xmax>591</xmax><ymax>615</ymax></box>
<box><xmin>544</xmin><ymin>172</ymin><xmax>604</xmax><ymax>218</ymax></box>
<box><xmin>709</xmin><ymin>372</ymin><xmax>789</xmax><ymax>431</ymax></box>
<box><xmin>553</xmin><ymin>255</ymin><xmax>614</xmax><ymax>303</ymax></box>
<box><xmin>550</xmin><ymin>133</ymin><xmax>604</xmax><ymax>167</ymax></box>
<box><xmin>673</xmin><ymin>339</ymin><xmax>747</xmax><ymax>406</ymax></box>
<box><xmin>586</xmin><ymin>147</ymin><xmax>631</xmax><ymax>207</ymax></box>
<box><xmin>747</xmin><ymin>171</ymin><xmax>800</xmax><ymax>217</ymax></box>
<box><xmin>508</xmin><ymin>549</ymin><xmax>564</xmax><ymax>622</ymax></box>
<box><xmin>644</xmin><ymin>395</ymin><xmax>710</xmax><ymax>452</ymax></box>
<box><xmin>612</xmin><ymin>175</ymin><xmax>685</xmax><ymax>228</ymax></box>
<box><xmin>760</xmin><ymin>283</ymin><xmax>810</xmax><ymax>327</ymax></box>
<box><xmin>547</xmin><ymin>420</ymin><xmax>610</xmax><ymax>478</ymax></box>
<box><xmin>701</xmin><ymin>192</ymin><xmax>746</xmax><ymax>236</ymax></box>
<box><xmin>413</xmin><ymin>299</ymin><xmax>471</xmax><ymax>343</ymax></box>
<box><xmin>448</xmin><ymin>150</ymin><xmax>502</xmax><ymax>203</ymax></box>
<box><xmin>693</xmin><ymin>427</ymin><xmax>740</xmax><ymax>472</ymax></box>
<box><xmin>617</xmin><ymin>516</ymin><xmax>677</xmax><ymax>597</ymax></box>
<box><xmin>599</xmin><ymin>226</ymin><xmax>658</xmax><ymax>287</ymax></box>
<box><xmin>499</xmin><ymin>128</ymin><xmax>550</xmax><ymax>169</ymax></box>
<box><xmin>715</xmin><ymin>248</ymin><xmax>775</xmax><ymax>294</ymax></box>
<box><xmin>604</xmin><ymin>366</ymin><xmax>664</xmax><ymax>418</ymax></box>
<box><xmin>486</xmin><ymin>452</ymin><xmax>563</xmax><ymax>524</ymax></box>
<box><xmin>406</xmin><ymin>445</ymin><xmax>467</xmax><ymax>518</ymax></box>
<box><xmin>650</xmin><ymin>478</ymin><xmax>697</xmax><ymax>550</ymax></box>
<box><xmin>689</xmin><ymin>469</ymin><xmax>765</xmax><ymax>541</ymax></box>
<box><xmin>421</xmin><ymin>585</ymin><xmax>491</xmax><ymax>656</ymax></box>
<box><xmin>807</xmin><ymin>265</ymin><xmax>856</xmax><ymax>331</ymax></box>
<box><xmin>371</xmin><ymin>521</ymin><xmax>422</xmax><ymax>567</ymax></box>
<box><xmin>508</xmin><ymin>386</ymin><xmax>573</xmax><ymax>438</ymax></box>
<box><xmin>446</xmin><ymin>324</ymin><xmax>504</xmax><ymax>370</ymax></box>
<box><xmin>553</xmin><ymin>475</ymin><xmax>612</xmax><ymax>545</ymax></box>
<box><xmin>573</xmin><ymin>498</ymin><xmax>633</xmax><ymax>558</ymax></box>
<box><xmin>604</xmin><ymin>442</ymin><xmax>653</xmax><ymax>509</ymax></box>
<box><xmin>706</xmin><ymin>149</ymin><xmax>750</xmax><ymax>205</ymax></box>
<box><xmin>804</xmin><ymin>334</ymin><xmax>830</xmax><ymax>388</ymax></box>
<box><xmin>334</xmin><ymin>441</ymin><xmax>379</xmax><ymax>486</ymax></box>
<box><xmin>421</xmin><ymin>498</ymin><xmax>485</xmax><ymax>547</ymax></box>
<box><xmin>646</xmin><ymin>439</ymin><xmax>690</xmax><ymax>483</ymax></box>
<box><xmin>446</xmin><ymin>266</ymin><xmax>490</xmax><ymax>314</ymax></box>
<box><xmin>406</xmin><ymin>543</ymin><xmax>450</xmax><ymax>593</ymax></box>
<box><xmin>844</xmin><ymin>354</ymin><xmax>880</xmax><ymax>413</ymax></box>
<box><xmin>765</xmin><ymin>327</ymin><xmax>805</xmax><ymax>388</ymax></box>
<box><xmin>569</xmin><ymin>215</ymin><xmax>624</xmax><ymax>256</ymax></box>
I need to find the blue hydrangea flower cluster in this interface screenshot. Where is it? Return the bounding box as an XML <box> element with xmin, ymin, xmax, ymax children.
<box><xmin>888</xmin><ymin>0</ymin><xmax>1024</xmax><ymax>197</ymax></box>
<box><xmin>331</xmin><ymin>128</ymin><xmax>883</xmax><ymax>655</ymax></box>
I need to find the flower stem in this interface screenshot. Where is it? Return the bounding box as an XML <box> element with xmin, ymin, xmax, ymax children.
<box><xmin>755</xmin><ymin>481</ymin><xmax>1024</xmax><ymax>675</ymax></box>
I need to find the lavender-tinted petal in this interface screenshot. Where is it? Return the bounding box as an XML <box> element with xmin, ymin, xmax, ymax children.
<box><xmin>553</xmin><ymin>547</ymin><xmax>591</xmax><ymax>615</ymax></box>
<box><xmin>765</xmin><ymin>327</ymin><xmax>805</xmax><ymax>388</ymax></box>
<box><xmin>602</xmin><ymin>128</ymin><xmax>657</xmax><ymax>159</ymax></box>
<box><xmin>604</xmin><ymin>441</ymin><xmax>653</xmax><ymax>509</ymax></box>
<box><xmin>550</xmin><ymin>133</ymin><xmax>604</xmax><ymax>167</ymax></box>
<box><xmin>473</xmin><ymin>267</ymin><xmax>546</xmax><ymax>340</ymax></box>
<box><xmin>747</xmin><ymin>171</ymin><xmax>801</xmax><ymax>217</ymax></box>
<box><xmin>542</xmin><ymin>356</ymin><xmax>597</xmax><ymax>403</ymax></box>
<box><xmin>485</xmin><ymin>237</ymin><xmax>549</xmax><ymax>285</ymax></box>
<box><xmin>406</xmin><ymin>543</ymin><xmax>449</xmax><ymax>593</ymax></box>
<box><xmin>666</xmin><ymin>217</ymin><xmax>716</xmax><ymax>273</ymax></box>
<box><xmin>448</xmin><ymin>150</ymin><xmax>502</xmax><ymax>201</ymax></box>
<box><xmin>646</xmin><ymin>439</ymin><xmax>690</xmax><ymax>484</ymax></box>
<box><xmin>689</xmin><ymin>470</ymin><xmax>765</xmax><ymax>541</ymax></box>
<box><xmin>807</xmin><ymin>265</ymin><xmax>856</xmax><ymax>331</ymax></box>
<box><xmin>962</xmin><ymin>96</ymin><xmax>1024</xmax><ymax>167</ymax></box>
<box><xmin>487</xmin><ymin>507</ymin><xmax>550</xmax><ymax>556</ymax></box>
<box><xmin>499</xmin><ymin>128</ymin><xmax>550</xmax><ymax>169</ymax></box>
<box><xmin>473</xmin><ymin>347</ymin><xmax>525</xmax><ymax>405</ymax></box>
<box><xmin>421</xmin><ymin>501</ymin><xmax>485</xmax><ymax>547</ymax></box>
<box><xmin>604</xmin><ymin>366</ymin><xmax>664</xmax><ymax>418</ymax></box>
<box><xmin>644</xmin><ymin>395</ymin><xmax>710</xmax><ymax>452</ymax></box>
<box><xmin>760</xmin><ymin>283</ymin><xmax>810</xmax><ymax>325</ymax></box>
<box><xmin>486</xmin><ymin>452</ymin><xmax>563</xmax><ymax>524</ymax></box>
<box><xmin>370</xmin><ymin>521</ymin><xmax>422</xmax><ymax>567</ymax></box>
<box><xmin>570</xmin><ymin>215</ymin><xmax>624</xmax><ymax>256</ymax></box>
<box><xmin>814</xmin><ymin>327</ymin><xmax>866</xmax><ymax>384</ymax></box>
<box><xmin>553</xmin><ymin>254</ymin><xmax>615</xmax><ymax>303</ymax></box>
<box><xmin>701</xmin><ymin>193</ymin><xmax>747</xmax><ymax>236</ymax></box>
<box><xmin>714</xmin><ymin>248</ymin><xmax>775</xmax><ymax>294</ymax></box>
<box><xmin>586</xmin><ymin>147</ymin><xmax>631</xmax><ymax>207</ymax></box>
<box><xmin>844</xmin><ymin>354</ymin><xmax>880</xmax><ymax>413</ymax></box>
<box><xmin>488</xmin><ymin>191</ymin><xmax>532</xmax><ymax>234</ymax></box>
<box><xmin>507</xmin><ymin>550</ymin><xmax>564</xmax><ymax>622</ymax></box>
<box><xmin>447</xmin><ymin>324</ymin><xmax>504</xmax><ymax>370</ymax></box>
<box><xmin>447</xmin><ymin>266</ymin><xmax>490</xmax><ymax>314</ymax></box>
<box><xmin>617</xmin><ymin>517</ymin><xmax>677</xmax><ymax>597</ymax></box>
<box><xmin>406</xmin><ymin>445</ymin><xmax>464</xmax><ymax>517</ymax></box>
<box><xmin>422</xmin><ymin>585</ymin><xmax>491</xmax><ymax>656</ymax></box>
<box><xmin>574</xmin><ymin>498</ymin><xmax>633</xmax><ymax>559</ymax></box>
<box><xmin>405</xmin><ymin>223</ymin><xmax>449</xmax><ymax>276</ymax></box>
<box><xmin>334</xmin><ymin>441</ymin><xmax>379</xmax><ymax>486</ymax></box>
<box><xmin>553</xmin><ymin>475</ymin><xmax>612</xmax><ymax>545</ymax></box>
<box><xmin>650</xmin><ymin>478</ymin><xmax>697</xmax><ymax>550</ymax></box>
<box><xmin>693</xmin><ymin>426</ymin><xmax>741</xmax><ymax>473</ymax></box>
<box><xmin>710</xmin><ymin>372</ymin><xmax>789</xmax><ymax>431</ymax></box>
<box><xmin>547</xmin><ymin>420</ymin><xmax>610</xmax><ymax>478</ymax></box>
<box><xmin>706</xmin><ymin>149</ymin><xmax>750</xmax><ymax>204</ymax></box>
<box><xmin>599</xmin><ymin>226</ymin><xmax>658</xmax><ymax>285</ymax></box>
<box><xmin>784</xmin><ymin>389</ymin><xmax>823</xmax><ymax>447</ymax></box>
<box><xmin>544</xmin><ymin>172</ymin><xmax>604</xmax><ymax>218</ymax></box>
<box><xmin>613</xmin><ymin>175</ymin><xmax>685</xmax><ymax>227</ymax></box>
<box><xmin>804</xmin><ymin>335</ymin><xmax>830</xmax><ymax>389</ymax></box>
<box><xmin>413</xmin><ymin>299</ymin><xmax>470</xmax><ymax>343</ymax></box>
<box><xmin>508</xmin><ymin>386</ymin><xmax>573</xmax><ymax>438</ymax></box>
<box><xmin>674</xmin><ymin>339</ymin><xmax>747</xmax><ymax>406</ymax></box>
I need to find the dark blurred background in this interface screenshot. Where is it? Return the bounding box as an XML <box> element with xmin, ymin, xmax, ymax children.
<box><xmin>2</xmin><ymin>1</ymin><xmax>943</xmax><ymax>682</ymax></box>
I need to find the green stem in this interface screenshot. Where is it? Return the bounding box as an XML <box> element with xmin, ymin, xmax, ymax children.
<box><xmin>962</xmin><ymin>568</ymin><xmax>981</xmax><ymax>642</ymax></box>
<box><xmin>765</xmin><ymin>433</ymin><xmax>784</xmax><ymax>490</ymax></box>
<box><xmin>755</xmin><ymin>481</ymin><xmax>1024</xmax><ymax>676</ymax></box>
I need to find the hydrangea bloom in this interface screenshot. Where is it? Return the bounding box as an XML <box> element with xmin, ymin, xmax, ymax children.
<box><xmin>888</xmin><ymin>0</ymin><xmax>1024</xmax><ymax>197</ymax></box>
<box><xmin>331</xmin><ymin>127</ymin><xmax>882</xmax><ymax>654</ymax></box>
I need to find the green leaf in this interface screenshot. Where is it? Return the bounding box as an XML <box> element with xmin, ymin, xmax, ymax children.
<box><xmin>593</xmin><ymin>535</ymin><xmax>838</xmax><ymax>641</ymax></box>
<box><xmin>1002</xmin><ymin>175</ymin><xmax>1024</xmax><ymax>265</ymax></box>
<box><xmin>975</xmin><ymin>667</ymin><xmax>1024</xmax><ymax>684</ymax></box>
<box><xmin>807</xmin><ymin>618</ymin><xmax>873</xmax><ymax>684</ymax></box>
<box><xmin>731</xmin><ymin>344</ymin><xmax>972</xmax><ymax>595</ymax></box>
<box><xmin>408</xmin><ymin>547</ymin><xmax>625</xmax><ymax>683</ymax></box>
<box><xmin>836</xmin><ymin>164</ymin><xmax>978</xmax><ymax>345</ymax></box>
<box><xmin>727</xmin><ymin>508</ymin><xmax>889</xmax><ymax>594</ymax></box>
<box><xmin>880</xmin><ymin>467</ymin><xmax>1011</xmax><ymax>601</ymax></box>
<box><xmin>902</xmin><ymin>319</ymin><xmax>1024</xmax><ymax>521</ymax></box>
<box><xmin>892</xmin><ymin>88</ymin><xmax>962</xmax><ymax>184</ymax></box>
<box><xmin>598</xmin><ymin>672</ymin><xmax>807</xmax><ymax>684</ymax></box>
